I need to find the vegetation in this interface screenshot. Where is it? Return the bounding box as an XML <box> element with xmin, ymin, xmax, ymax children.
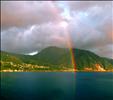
<box><xmin>0</xmin><ymin>47</ymin><xmax>113</xmax><ymax>72</ymax></box>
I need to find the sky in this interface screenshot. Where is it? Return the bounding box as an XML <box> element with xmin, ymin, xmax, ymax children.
<box><xmin>1</xmin><ymin>1</ymin><xmax>113</xmax><ymax>58</ymax></box>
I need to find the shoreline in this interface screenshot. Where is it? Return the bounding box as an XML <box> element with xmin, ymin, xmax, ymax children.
<box><xmin>0</xmin><ymin>70</ymin><xmax>113</xmax><ymax>72</ymax></box>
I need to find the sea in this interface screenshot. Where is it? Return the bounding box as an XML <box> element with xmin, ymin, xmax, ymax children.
<box><xmin>1</xmin><ymin>72</ymin><xmax>113</xmax><ymax>100</ymax></box>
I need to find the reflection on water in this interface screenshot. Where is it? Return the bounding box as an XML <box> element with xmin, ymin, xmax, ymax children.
<box><xmin>1</xmin><ymin>72</ymin><xmax>113</xmax><ymax>100</ymax></box>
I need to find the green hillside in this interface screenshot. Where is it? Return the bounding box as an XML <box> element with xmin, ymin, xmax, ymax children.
<box><xmin>0</xmin><ymin>51</ymin><xmax>22</xmax><ymax>64</ymax></box>
<box><xmin>1</xmin><ymin>47</ymin><xmax>113</xmax><ymax>71</ymax></box>
<box><xmin>33</xmin><ymin>47</ymin><xmax>72</xmax><ymax>67</ymax></box>
<box><xmin>32</xmin><ymin>47</ymin><xmax>113</xmax><ymax>70</ymax></box>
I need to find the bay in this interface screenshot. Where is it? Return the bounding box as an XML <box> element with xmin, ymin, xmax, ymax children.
<box><xmin>1</xmin><ymin>72</ymin><xmax>113</xmax><ymax>100</ymax></box>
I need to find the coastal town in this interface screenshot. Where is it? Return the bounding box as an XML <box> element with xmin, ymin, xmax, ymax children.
<box><xmin>1</xmin><ymin>61</ymin><xmax>113</xmax><ymax>72</ymax></box>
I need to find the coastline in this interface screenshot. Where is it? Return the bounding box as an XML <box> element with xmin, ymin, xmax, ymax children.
<box><xmin>0</xmin><ymin>69</ymin><xmax>113</xmax><ymax>72</ymax></box>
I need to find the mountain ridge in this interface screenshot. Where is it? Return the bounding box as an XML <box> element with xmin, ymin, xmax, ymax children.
<box><xmin>1</xmin><ymin>46</ymin><xmax>113</xmax><ymax>71</ymax></box>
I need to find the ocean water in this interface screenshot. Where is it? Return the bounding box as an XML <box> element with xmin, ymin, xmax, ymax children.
<box><xmin>1</xmin><ymin>72</ymin><xmax>113</xmax><ymax>100</ymax></box>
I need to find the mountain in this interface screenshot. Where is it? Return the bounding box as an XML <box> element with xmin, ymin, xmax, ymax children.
<box><xmin>33</xmin><ymin>47</ymin><xmax>72</xmax><ymax>67</ymax></box>
<box><xmin>1</xmin><ymin>47</ymin><xmax>113</xmax><ymax>71</ymax></box>
<box><xmin>0</xmin><ymin>51</ymin><xmax>22</xmax><ymax>64</ymax></box>
<box><xmin>32</xmin><ymin>47</ymin><xmax>113</xmax><ymax>70</ymax></box>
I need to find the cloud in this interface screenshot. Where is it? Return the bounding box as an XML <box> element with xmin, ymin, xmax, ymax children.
<box><xmin>67</xmin><ymin>1</ymin><xmax>112</xmax><ymax>11</ymax></box>
<box><xmin>1</xmin><ymin>22</ymin><xmax>67</xmax><ymax>54</ymax></box>
<box><xmin>1</xmin><ymin>1</ymin><xmax>62</xmax><ymax>29</ymax></box>
<box><xmin>90</xmin><ymin>44</ymin><xmax>113</xmax><ymax>59</ymax></box>
<box><xmin>66</xmin><ymin>1</ymin><xmax>113</xmax><ymax>58</ymax></box>
<box><xmin>1</xmin><ymin>1</ymin><xmax>113</xmax><ymax>58</ymax></box>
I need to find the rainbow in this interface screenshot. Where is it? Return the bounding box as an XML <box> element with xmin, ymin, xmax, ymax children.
<box><xmin>49</xmin><ymin>1</ymin><xmax>77</xmax><ymax>71</ymax></box>
<box><xmin>70</xmin><ymin>48</ymin><xmax>77</xmax><ymax>71</ymax></box>
<box><xmin>65</xmin><ymin>30</ymin><xmax>77</xmax><ymax>71</ymax></box>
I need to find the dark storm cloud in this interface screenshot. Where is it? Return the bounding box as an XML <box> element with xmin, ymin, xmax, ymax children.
<box><xmin>1</xmin><ymin>1</ymin><xmax>113</xmax><ymax>58</ymax></box>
